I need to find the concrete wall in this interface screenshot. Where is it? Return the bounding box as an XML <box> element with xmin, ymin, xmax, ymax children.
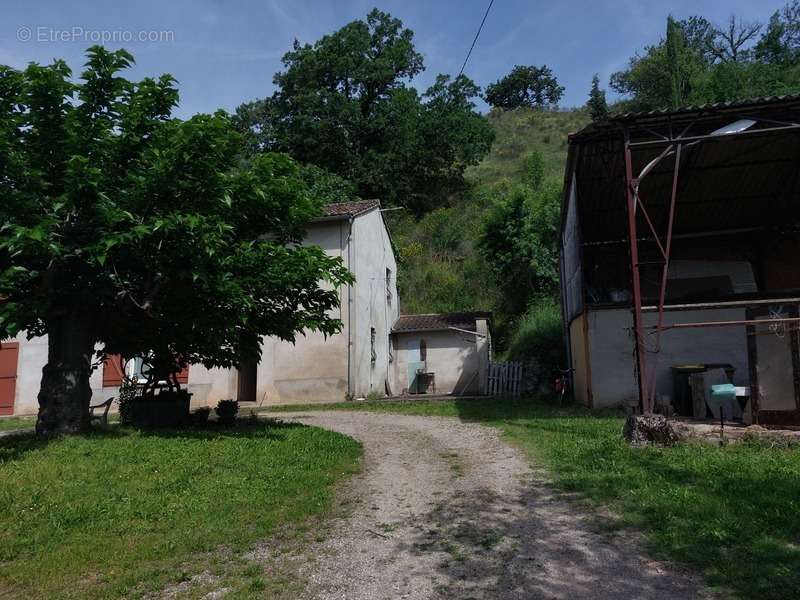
<box><xmin>584</xmin><ymin>306</ymin><xmax>749</xmax><ymax>409</ymax></box>
<box><xmin>255</xmin><ymin>219</ymin><xmax>351</xmax><ymax>405</ymax></box>
<box><xmin>391</xmin><ymin>329</ymin><xmax>481</xmax><ymax>396</ymax></box>
<box><xmin>2</xmin><ymin>209</ymin><xmax>400</xmax><ymax>414</ymax></box>
<box><xmin>350</xmin><ymin>209</ymin><xmax>399</xmax><ymax>398</ymax></box>
<box><xmin>568</xmin><ymin>314</ymin><xmax>590</xmax><ymax>406</ymax></box>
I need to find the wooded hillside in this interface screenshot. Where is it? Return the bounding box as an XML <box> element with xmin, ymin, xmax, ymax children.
<box><xmin>389</xmin><ymin>107</ymin><xmax>589</xmax><ymax>358</ymax></box>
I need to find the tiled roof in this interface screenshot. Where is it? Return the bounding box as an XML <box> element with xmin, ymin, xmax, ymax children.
<box><xmin>392</xmin><ymin>312</ymin><xmax>492</xmax><ymax>334</ymax></box>
<box><xmin>320</xmin><ymin>199</ymin><xmax>380</xmax><ymax>219</ymax></box>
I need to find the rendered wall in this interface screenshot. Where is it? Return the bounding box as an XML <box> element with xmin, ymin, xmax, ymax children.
<box><xmin>255</xmin><ymin>219</ymin><xmax>350</xmax><ymax>405</ymax></box>
<box><xmin>391</xmin><ymin>329</ymin><xmax>481</xmax><ymax>395</ymax></box>
<box><xmin>350</xmin><ymin>209</ymin><xmax>399</xmax><ymax>398</ymax></box>
<box><xmin>586</xmin><ymin>307</ymin><xmax>749</xmax><ymax>409</ymax></box>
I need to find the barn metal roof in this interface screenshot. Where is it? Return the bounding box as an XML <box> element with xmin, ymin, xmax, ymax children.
<box><xmin>565</xmin><ymin>95</ymin><xmax>800</xmax><ymax>245</ymax></box>
<box><xmin>571</xmin><ymin>94</ymin><xmax>800</xmax><ymax>142</ymax></box>
<box><xmin>392</xmin><ymin>312</ymin><xmax>492</xmax><ymax>334</ymax></box>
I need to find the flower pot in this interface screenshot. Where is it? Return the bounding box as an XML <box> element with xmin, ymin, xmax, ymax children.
<box><xmin>130</xmin><ymin>390</ymin><xmax>191</xmax><ymax>427</ymax></box>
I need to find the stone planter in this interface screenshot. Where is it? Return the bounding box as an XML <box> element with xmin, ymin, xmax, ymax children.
<box><xmin>129</xmin><ymin>390</ymin><xmax>191</xmax><ymax>428</ymax></box>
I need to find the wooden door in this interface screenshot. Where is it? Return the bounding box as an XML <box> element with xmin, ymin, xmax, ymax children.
<box><xmin>0</xmin><ymin>343</ymin><xmax>20</xmax><ymax>416</ymax></box>
<box><xmin>237</xmin><ymin>361</ymin><xmax>257</xmax><ymax>403</ymax></box>
<box><xmin>747</xmin><ymin>304</ymin><xmax>800</xmax><ymax>424</ymax></box>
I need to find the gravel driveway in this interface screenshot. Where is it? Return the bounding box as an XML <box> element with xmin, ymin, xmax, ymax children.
<box><xmin>263</xmin><ymin>410</ymin><xmax>708</xmax><ymax>600</ymax></box>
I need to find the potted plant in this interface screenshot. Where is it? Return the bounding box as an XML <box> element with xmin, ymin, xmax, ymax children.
<box><xmin>215</xmin><ymin>399</ymin><xmax>239</xmax><ymax>425</ymax></box>
<box><xmin>127</xmin><ymin>358</ymin><xmax>192</xmax><ymax>427</ymax></box>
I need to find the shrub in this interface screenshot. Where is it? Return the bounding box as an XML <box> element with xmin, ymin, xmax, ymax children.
<box><xmin>117</xmin><ymin>373</ymin><xmax>140</xmax><ymax>426</ymax></box>
<box><xmin>192</xmin><ymin>406</ymin><xmax>211</xmax><ymax>425</ymax></box>
<box><xmin>215</xmin><ymin>400</ymin><xmax>239</xmax><ymax>425</ymax></box>
<box><xmin>524</xmin><ymin>149</ymin><xmax>545</xmax><ymax>191</ymax></box>
<box><xmin>505</xmin><ymin>297</ymin><xmax>565</xmax><ymax>388</ymax></box>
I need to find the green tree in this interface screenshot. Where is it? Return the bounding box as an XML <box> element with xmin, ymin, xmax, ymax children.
<box><xmin>484</xmin><ymin>65</ymin><xmax>564</xmax><ymax>109</ymax></box>
<box><xmin>612</xmin><ymin>16</ymin><xmax>709</xmax><ymax>111</ymax></box>
<box><xmin>611</xmin><ymin>8</ymin><xmax>800</xmax><ymax>111</ymax></box>
<box><xmin>478</xmin><ymin>180</ymin><xmax>561</xmax><ymax>328</ymax></box>
<box><xmin>756</xmin><ymin>1</ymin><xmax>800</xmax><ymax>64</ymax></box>
<box><xmin>586</xmin><ymin>74</ymin><xmax>608</xmax><ymax>121</ymax></box>
<box><xmin>0</xmin><ymin>47</ymin><xmax>352</xmax><ymax>436</ymax></box>
<box><xmin>524</xmin><ymin>149</ymin><xmax>545</xmax><ymax>190</ymax></box>
<box><xmin>234</xmin><ymin>9</ymin><xmax>493</xmax><ymax>215</ymax></box>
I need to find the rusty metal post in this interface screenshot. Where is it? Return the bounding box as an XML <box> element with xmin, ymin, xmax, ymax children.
<box><xmin>647</xmin><ymin>143</ymin><xmax>682</xmax><ymax>405</ymax></box>
<box><xmin>623</xmin><ymin>130</ymin><xmax>650</xmax><ymax>413</ymax></box>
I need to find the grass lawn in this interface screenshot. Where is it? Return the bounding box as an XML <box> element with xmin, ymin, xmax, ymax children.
<box><xmin>0</xmin><ymin>418</ymin><xmax>361</xmax><ymax>598</ymax></box>
<box><xmin>267</xmin><ymin>398</ymin><xmax>800</xmax><ymax>599</ymax></box>
<box><xmin>0</xmin><ymin>416</ymin><xmax>35</xmax><ymax>432</ymax></box>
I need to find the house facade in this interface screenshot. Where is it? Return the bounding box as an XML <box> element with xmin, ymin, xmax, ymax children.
<box><xmin>0</xmin><ymin>200</ymin><xmax>399</xmax><ymax>415</ymax></box>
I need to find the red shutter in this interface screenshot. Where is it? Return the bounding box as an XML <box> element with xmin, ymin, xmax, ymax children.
<box><xmin>0</xmin><ymin>342</ymin><xmax>19</xmax><ymax>416</ymax></box>
<box><xmin>176</xmin><ymin>364</ymin><xmax>189</xmax><ymax>384</ymax></box>
<box><xmin>102</xmin><ymin>354</ymin><xmax>125</xmax><ymax>387</ymax></box>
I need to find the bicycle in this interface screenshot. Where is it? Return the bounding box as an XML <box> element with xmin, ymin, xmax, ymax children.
<box><xmin>554</xmin><ymin>367</ymin><xmax>574</xmax><ymax>405</ymax></box>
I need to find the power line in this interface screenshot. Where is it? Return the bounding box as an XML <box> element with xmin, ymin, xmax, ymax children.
<box><xmin>458</xmin><ymin>0</ymin><xmax>496</xmax><ymax>77</ymax></box>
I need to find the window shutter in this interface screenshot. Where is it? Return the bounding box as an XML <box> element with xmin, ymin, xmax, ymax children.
<box><xmin>176</xmin><ymin>364</ymin><xmax>190</xmax><ymax>384</ymax></box>
<box><xmin>102</xmin><ymin>355</ymin><xmax>125</xmax><ymax>387</ymax></box>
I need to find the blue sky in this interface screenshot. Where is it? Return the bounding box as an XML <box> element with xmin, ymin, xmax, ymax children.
<box><xmin>0</xmin><ymin>1</ymin><xmax>789</xmax><ymax>117</ymax></box>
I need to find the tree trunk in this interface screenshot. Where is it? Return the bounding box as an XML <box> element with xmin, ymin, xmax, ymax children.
<box><xmin>36</xmin><ymin>315</ymin><xmax>95</xmax><ymax>436</ymax></box>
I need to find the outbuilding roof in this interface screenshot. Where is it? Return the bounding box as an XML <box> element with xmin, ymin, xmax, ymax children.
<box><xmin>319</xmin><ymin>199</ymin><xmax>380</xmax><ymax>220</ymax></box>
<box><xmin>392</xmin><ymin>312</ymin><xmax>492</xmax><ymax>334</ymax></box>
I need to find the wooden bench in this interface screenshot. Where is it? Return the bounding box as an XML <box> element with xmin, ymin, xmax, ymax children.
<box><xmin>89</xmin><ymin>397</ymin><xmax>114</xmax><ymax>426</ymax></box>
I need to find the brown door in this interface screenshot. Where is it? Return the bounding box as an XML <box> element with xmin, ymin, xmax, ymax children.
<box><xmin>237</xmin><ymin>361</ymin><xmax>257</xmax><ymax>403</ymax></box>
<box><xmin>0</xmin><ymin>343</ymin><xmax>20</xmax><ymax>416</ymax></box>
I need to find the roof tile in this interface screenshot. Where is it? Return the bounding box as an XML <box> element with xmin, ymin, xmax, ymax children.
<box><xmin>392</xmin><ymin>312</ymin><xmax>492</xmax><ymax>333</ymax></box>
<box><xmin>321</xmin><ymin>200</ymin><xmax>380</xmax><ymax>219</ymax></box>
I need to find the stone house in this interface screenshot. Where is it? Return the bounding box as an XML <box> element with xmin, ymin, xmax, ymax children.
<box><xmin>1</xmin><ymin>200</ymin><xmax>399</xmax><ymax>414</ymax></box>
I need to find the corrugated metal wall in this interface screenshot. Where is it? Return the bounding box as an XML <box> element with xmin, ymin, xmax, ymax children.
<box><xmin>562</xmin><ymin>173</ymin><xmax>583</xmax><ymax>323</ymax></box>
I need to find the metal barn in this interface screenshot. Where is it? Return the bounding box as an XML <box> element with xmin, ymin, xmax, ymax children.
<box><xmin>560</xmin><ymin>96</ymin><xmax>800</xmax><ymax>425</ymax></box>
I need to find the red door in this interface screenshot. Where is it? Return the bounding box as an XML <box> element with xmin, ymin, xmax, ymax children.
<box><xmin>0</xmin><ymin>343</ymin><xmax>20</xmax><ymax>416</ymax></box>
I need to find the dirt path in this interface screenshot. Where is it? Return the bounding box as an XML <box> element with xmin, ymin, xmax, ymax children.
<box><xmin>262</xmin><ymin>411</ymin><xmax>708</xmax><ymax>600</ymax></box>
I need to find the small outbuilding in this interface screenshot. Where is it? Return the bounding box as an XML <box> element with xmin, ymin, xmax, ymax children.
<box><xmin>390</xmin><ymin>312</ymin><xmax>492</xmax><ymax>396</ymax></box>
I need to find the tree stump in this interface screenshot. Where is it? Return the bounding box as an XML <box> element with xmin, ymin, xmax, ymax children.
<box><xmin>623</xmin><ymin>414</ymin><xmax>679</xmax><ymax>446</ymax></box>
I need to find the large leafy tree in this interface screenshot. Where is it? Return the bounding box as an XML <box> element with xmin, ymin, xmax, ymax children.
<box><xmin>484</xmin><ymin>65</ymin><xmax>564</xmax><ymax>109</ymax></box>
<box><xmin>478</xmin><ymin>152</ymin><xmax>560</xmax><ymax>324</ymax></box>
<box><xmin>612</xmin><ymin>8</ymin><xmax>800</xmax><ymax>112</ymax></box>
<box><xmin>234</xmin><ymin>9</ymin><xmax>493</xmax><ymax>215</ymax></box>
<box><xmin>0</xmin><ymin>47</ymin><xmax>352</xmax><ymax>436</ymax></box>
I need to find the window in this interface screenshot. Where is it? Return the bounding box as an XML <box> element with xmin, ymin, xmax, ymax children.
<box><xmin>128</xmin><ymin>356</ymin><xmax>152</xmax><ymax>383</ymax></box>
<box><xmin>370</xmin><ymin>327</ymin><xmax>377</xmax><ymax>366</ymax></box>
<box><xmin>420</xmin><ymin>339</ymin><xmax>427</xmax><ymax>362</ymax></box>
<box><xmin>123</xmin><ymin>355</ymin><xmax>189</xmax><ymax>385</ymax></box>
<box><xmin>386</xmin><ymin>268</ymin><xmax>392</xmax><ymax>305</ymax></box>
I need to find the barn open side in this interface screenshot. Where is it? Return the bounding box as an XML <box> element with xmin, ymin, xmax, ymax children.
<box><xmin>560</xmin><ymin>96</ymin><xmax>800</xmax><ymax>426</ymax></box>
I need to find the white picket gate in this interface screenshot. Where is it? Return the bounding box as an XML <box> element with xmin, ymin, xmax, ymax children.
<box><xmin>486</xmin><ymin>361</ymin><xmax>523</xmax><ymax>396</ymax></box>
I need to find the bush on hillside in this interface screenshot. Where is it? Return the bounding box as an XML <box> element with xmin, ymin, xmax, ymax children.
<box><xmin>505</xmin><ymin>298</ymin><xmax>565</xmax><ymax>392</ymax></box>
